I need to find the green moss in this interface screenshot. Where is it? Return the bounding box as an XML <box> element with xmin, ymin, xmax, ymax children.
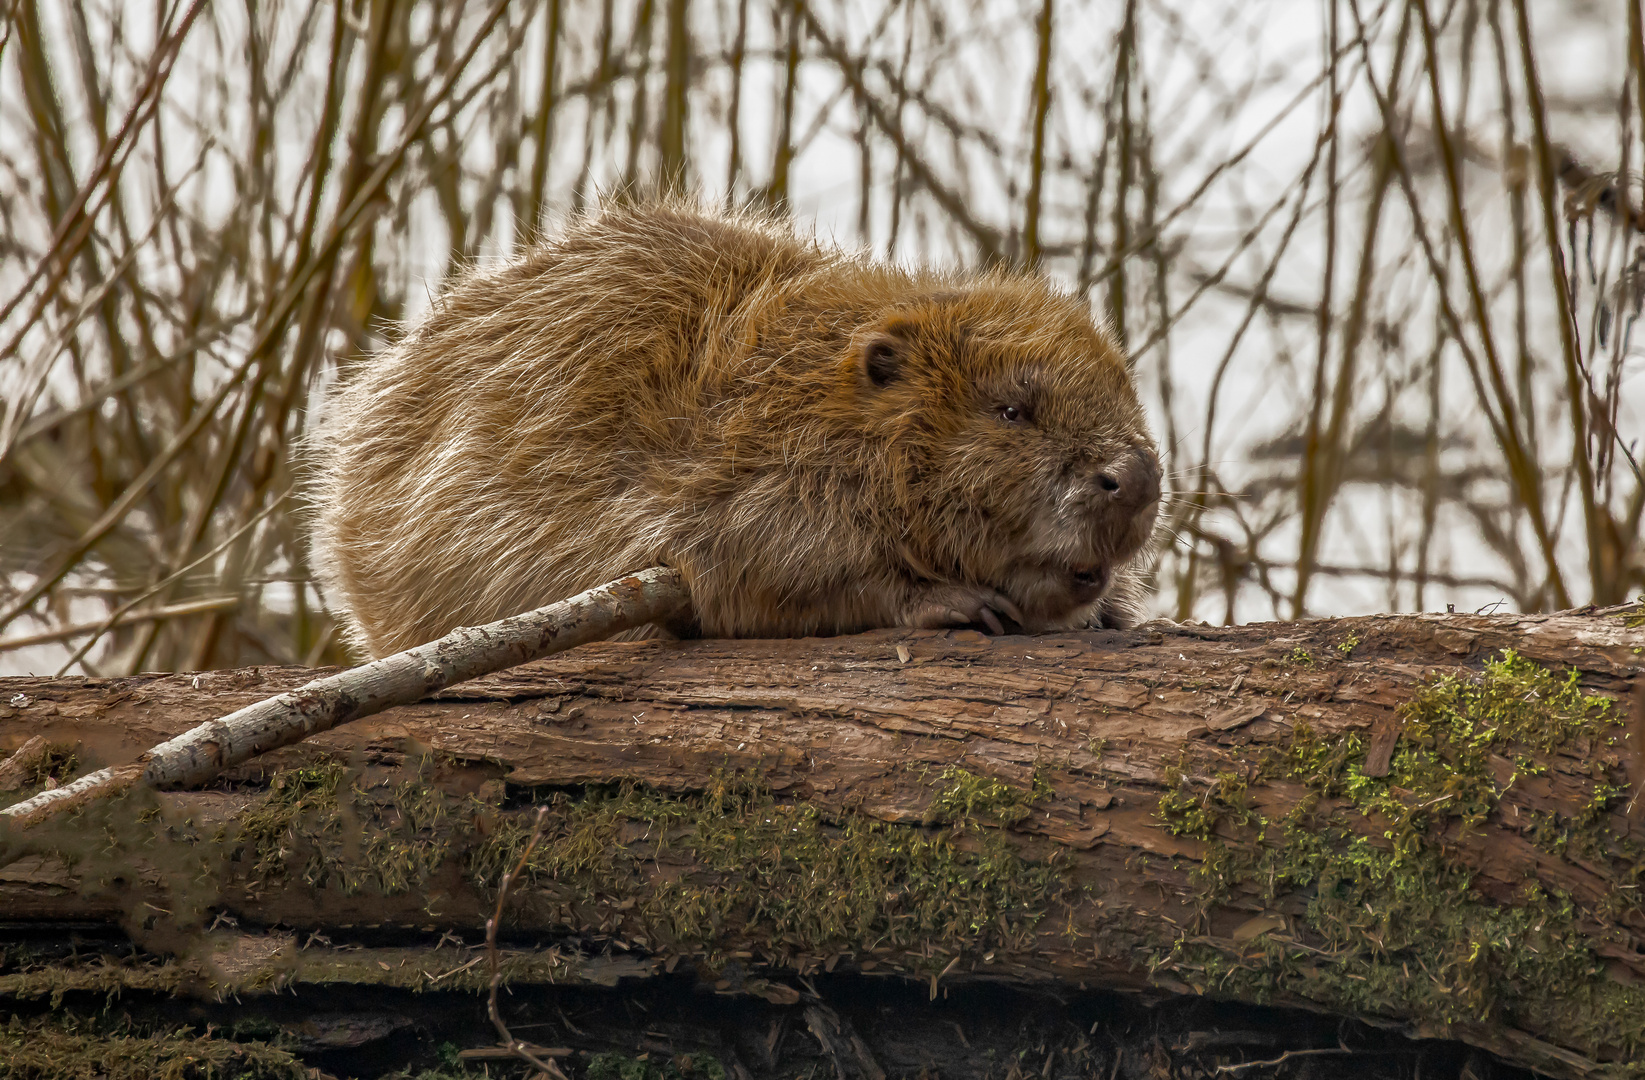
<box><xmin>1621</xmin><ymin>598</ymin><xmax>1645</xmax><ymax>629</ymax></box>
<box><xmin>292</xmin><ymin>944</ymin><xmax>580</xmax><ymax>992</ymax></box>
<box><xmin>469</xmin><ymin>771</ymin><xmax>1068</xmax><ymax>961</ymax></box>
<box><xmin>1283</xmin><ymin>647</ymin><xmax>1315</xmax><ymax>667</ymax></box>
<box><xmin>1157</xmin><ymin>767</ymin><xmax>1253</xmax><ymax>842</ymax></box>
<box><xmin>1336</xmin><ymin>633</ymin><xmax>1361</xmax><ymax>657</ymax></box>
<box><xmin>0</xmin><ymin>742</ymin><xmax>82</xmax><ymax>796</ymax></box>
<box><xmin>0</xmin><ymin>1015</ymin><xmax>308</xmax><ymax>1079</ymax></box>
<box><xmin>0</xmin><ymin>955</ymin><xmax>190</xmax><ymax>1005</ymax></box>
<box><xmin>1153</xmin><ymin>651</ymin><xmax>1645</xmax><ymax>1071</ymax></box>
<box><xmin>586</xmin><ymin>1051</ymin><xmax>726</xmax><ymax>1080</ymax></box>
<box><xmin>383</xmin><ymin>1042</ymin><xmax>491</xmax><ymax>1080</ymax></box>
<box><xmin>925</xmin><ymin>765</ymin><xmax>1044</xmax><ymax>826</ymax></box>
<box><xmin>0</xmin><ymin>941</ymin><xmax>596</xmax><ymax>1003</ymax></box>
<box><xmin>228</xmin><ymin>761</ymin><xmax>451</xmax><ymax>896</ymax></box>
<box><xmin>1290</xmin><ymin>650</ymin><xmax>1619</xmax><ymax>854</ymax></box>
<box><xmin>33</xmin><ymin>745</ymin><xmax>80</xmax><ymax>787</ymax></box>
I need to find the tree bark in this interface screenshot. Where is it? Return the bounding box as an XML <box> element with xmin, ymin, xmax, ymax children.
<box><xmin>0</xmin><ymin>605</ymin><xmax>1641</xmax><ymax>1078</ymax></box>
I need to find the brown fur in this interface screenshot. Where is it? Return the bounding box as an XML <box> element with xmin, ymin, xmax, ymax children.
<box><xmin>307</xmin><ymin>201</ymin><xmax>1162</xmax><ymax>658</ymax></box>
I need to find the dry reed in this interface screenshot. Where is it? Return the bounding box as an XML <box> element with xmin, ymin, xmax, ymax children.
<box><xmin>0</xmin><ymin>0</ymin><xmax>1638</xmax><ymax>673</ymax></box>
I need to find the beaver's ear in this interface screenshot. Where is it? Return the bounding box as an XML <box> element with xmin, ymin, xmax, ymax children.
<box><xmin>859</xmin><ymin>327</ymin><xmax>908</xmax><ymax>389</ymax></box>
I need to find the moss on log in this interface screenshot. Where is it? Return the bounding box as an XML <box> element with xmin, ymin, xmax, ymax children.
<box><xmin>0</xmin><ymin>604</ymin><xmax>1641</xmax><ymax>1077</ymax></box>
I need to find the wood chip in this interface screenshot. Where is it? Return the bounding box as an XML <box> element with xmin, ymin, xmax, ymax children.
<box><xmin>1231</xmin><ymin>912</ymin><xmax>1288</xmax><ymax>944</ymax></box>
<box><xmin>1206</xmin><ymin>701</ymin><xmax>1269</xmax><ymax>732</ymax></box>
<box><xmin>0</xmin><ymin>735</ymin><xmax>50</xmax><ymax>792</ymax></box>
<box><xmin>1431</xmin><ymin>628</ymin><xmax>1478</xmax><ymax>655</ymax></box>
<box><xmin>1363</xmin><ymin>714</ymin><xmax>1403</xmax><ymax>777</ymax></box>
<box><xmin>1067</xmin><ymin>821</ymin><xmax>1111</xmax><ymax>848</ymax></box>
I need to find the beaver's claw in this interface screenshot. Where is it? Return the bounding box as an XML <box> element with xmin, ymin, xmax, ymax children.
<box><xmin>903</xmin><ymin>584</ymin><xmax>1026</xmax><ymax>635</ymax></box>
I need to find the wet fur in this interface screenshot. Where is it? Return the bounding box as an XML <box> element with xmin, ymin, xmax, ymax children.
<box><xmin>308</xmin><ymin>201</ymin><xmax>1160</xmax><ymax>658</ymax></box>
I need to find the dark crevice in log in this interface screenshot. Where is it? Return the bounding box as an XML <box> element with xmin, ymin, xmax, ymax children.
<box><xmin>1</xmin><ymin>966</ymin><xmax>1542</xmax><ymax>1079</ymax></box>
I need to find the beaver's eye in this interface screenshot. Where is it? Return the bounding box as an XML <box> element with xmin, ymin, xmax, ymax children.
<box><xmin>1000</xmin><ymin>405</ymin><xmax>1027</xmax><ymax>424</ymax></box>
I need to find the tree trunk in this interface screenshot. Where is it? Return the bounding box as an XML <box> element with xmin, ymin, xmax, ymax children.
<box><xmin>0</xmin><ymin>605</ymin><xmax>1641</xmax><ymax>1078</ymax></box>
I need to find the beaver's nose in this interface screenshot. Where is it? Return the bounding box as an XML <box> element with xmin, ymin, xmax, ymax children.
<box><xmin>1094</xmin><ymin>447</ymin><xmax>1161</xmax><ymax>513</ymax></box>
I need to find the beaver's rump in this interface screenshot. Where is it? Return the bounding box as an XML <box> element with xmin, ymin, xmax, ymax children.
<box><xmin>308</xmin><ymin>205</ymin><xmax>884</xmax><ymax>655</ymax></box>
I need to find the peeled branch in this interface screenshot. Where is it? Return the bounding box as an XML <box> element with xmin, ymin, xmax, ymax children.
<box><xmin>0</xmin><ymin>567</ymin><xmax>687</xmax><ymax>830</ymax></box>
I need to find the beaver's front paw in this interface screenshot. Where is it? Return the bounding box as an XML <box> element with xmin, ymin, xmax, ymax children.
<box><xmin>901</xmin><ymin>584</ymin><xmax>1026</xmax><ymax>635</ymax></box>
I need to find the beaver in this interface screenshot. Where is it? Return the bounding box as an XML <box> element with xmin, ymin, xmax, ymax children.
<box><xmin>307</xmin><ymin>201</ymin><xmax>1162</xmax><ymax>658</ymax></box>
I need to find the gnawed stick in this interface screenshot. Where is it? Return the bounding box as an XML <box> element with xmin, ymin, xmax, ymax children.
<box><xmin>0</xmin><ymin>567</ymin><xmax>688</xmax><ymax>830</ymax></box>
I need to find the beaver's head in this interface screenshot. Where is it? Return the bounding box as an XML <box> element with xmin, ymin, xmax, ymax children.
<box><xmin>854</xmin><ymin>283</ymin><xmax>1161</xmax><ymax>630</ymax></box>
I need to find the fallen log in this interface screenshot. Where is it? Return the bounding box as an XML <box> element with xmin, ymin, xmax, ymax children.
<box><xmin>0</xmin><ymin>604</ymin><xmax>1641</xmax><ymax>1078</ymax></box>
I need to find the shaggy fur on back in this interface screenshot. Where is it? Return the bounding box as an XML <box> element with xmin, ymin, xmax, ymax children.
<box><xmin>308</xmin><ymin>201</ymin><xmax>1161</xmax><ymax>658</ymax></box>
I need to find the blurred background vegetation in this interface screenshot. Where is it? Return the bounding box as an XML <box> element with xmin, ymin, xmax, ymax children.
<box><xmin>0</xmin><ymin>0</ymin><xmax>1639</xmax><ymax>674</ymax></box>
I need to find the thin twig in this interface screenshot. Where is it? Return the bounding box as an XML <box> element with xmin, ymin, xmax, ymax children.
<box><xmin>1214</xmin><ymin>1044</ymin><xmax>1352</xmax><ymax>1074</ymax></box>
<box><xmin>0</xmin><ymin>596</ymin><xmax>239</xmax><ymax>654</ymax></box>
<box><xmin>486</xmin><ymin>805</ymin><xmax>569</xmax><ymax>1080</ymax></box>
<box><xmin>51</xmin><ymin>488</ymin><xmax>293</xmax><ymax>674</ymax></box>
